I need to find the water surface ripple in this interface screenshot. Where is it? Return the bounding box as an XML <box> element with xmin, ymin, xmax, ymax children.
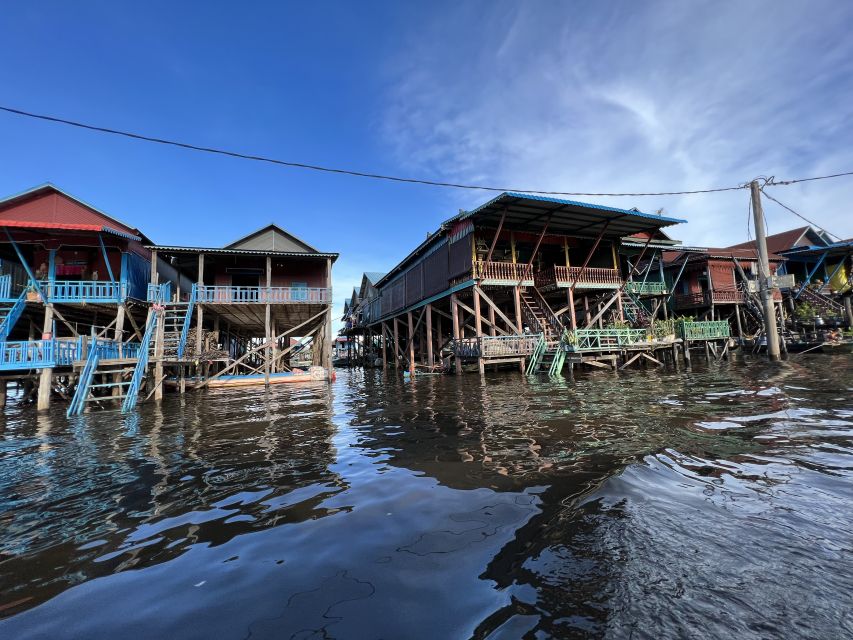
<box><xmin>1</xmin><ymin>356</ymin><xmax>851</xmax><ymax>638</ymax></box>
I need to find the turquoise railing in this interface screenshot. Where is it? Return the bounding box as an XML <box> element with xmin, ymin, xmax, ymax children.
<box><xmin>43</xmin><ymin>280</ymin><xmax>128</xmax><ymax>303</ymax></box>
<box><xmin>548</xmin><ymin>330</ymin><xmax>569</xmax><ymax>376</ymax></box>
<box><xmin>0</xmin><ymin>290</ymin><xmax>27</xmax><ymax>340</ymax></box>
<box><xmin>177</xmin><ymin>286</ymin><xmax>197</xmax><ymax>359</ymax></box>
<box><xmin>0</xmin><ymin>338</ymin><xmax>83</xmax><ymax>371</ymax></box>
<box><xmin>92</xmin><ymin>339</ymin><xmax>142</xmax><ymax>360</ymax></box>
<box><xmin>195</xmin><ymin>285</ymin><xmax>331</xmax><ymax>304</ymax></box>
<box><xmin>676</xmin><ymin>320</ymin><xmax>731</xmax><ymax>341</ymax></box>
<box><xmin>0</xmin><ymin>274</ymin><xmax>11</xmax><ymax>300</ymax></box>
<box><xmin>122</xmin><ymin>312</ymin><xmax>158</xmax><ymax>413</ymax></box>
<box><xmin>565</xmin><ymin>328</ymin><xmax>649</xmax><ymax>352</ymax></box>
<box><xmin>625</xmin><ymin>280</ymin><xmax>667</xmax><ymax>295</ymax></box>
<box><xmin>147</xmin><ymin>282</ymin><xmax>173</xmax><ymax>303</ymax></box>
<box><xmin>525</xmin><ymin>333</ymin><xmax>547</xmax><ymax>375</ymax></box>
<box><xmin>67</xmin><ymin>344</ymin><xmax>100</xmax><ymax>417</ymax></box>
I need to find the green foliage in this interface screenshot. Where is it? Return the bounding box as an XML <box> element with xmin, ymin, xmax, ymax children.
<box><xmin>794</xmin><ymin>302</ymin><xmax>817</xmax><ymax>321</ymax></box>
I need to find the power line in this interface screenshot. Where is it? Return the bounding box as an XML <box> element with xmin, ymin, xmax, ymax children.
<box><xmin>759</xmin><ymin>188</ymin><xmax>844</xmax><ymax>241</ymax></box>
<box><xmin>0</xmin><ymin>104</ymin><xmax>747</xmax><ymax>198</ymax></box>
<box><xmin>766</xmin><ymin>171</ymin><xmax>853</xmax><ymax>187</ymax></box>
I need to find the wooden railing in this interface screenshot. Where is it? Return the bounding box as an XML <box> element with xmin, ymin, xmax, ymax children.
<box><xmin>674</xmin><ymin>288</ymin><xmax>781</xmax><ymax>308</ymax></box>
<box><xmin>195</xmin><ymin>285</ymin><xmax>331</xmax><ymax>304</ymax></box>
<box><xmin>566</xmin><ymin>328</ymin><xmax>649</xmax><ymax>352</ymax></box>
<box><xmin>677</xmin><ymin>320</ymin><xmax>731</xmax><ymax>340</ymax></box>
<box><xmin>625</xmin><ymin>280</ymin><xmax>667</xmax><ymax>295</ymax></box>
<box><xmin>452</xmin><ymin>334</ymin><xmax>541</xmax><ymax>358</ymax></box>
<box><xmin>474</xmin><ymin>261</ymin><xmax>533</xmax><ymax>282</ymax></box>
<box><xmin>42</xmin><ymin>280</ymin><xmax>128</xmax><ymax>303</ymax></box>
<box><xmin>147</xmin><ymin>282</ymin><xmax>173</xmax><ymax>303</ymax></box>
<box><xmin>534</xmin><ymin>266</ymin><xmax>622</xmax><ymax>289</ymax></box>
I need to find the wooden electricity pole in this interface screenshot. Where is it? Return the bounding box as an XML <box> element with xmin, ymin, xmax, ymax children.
<box><xmin>750</xmin><ymin>180</ymin><xmax>781</xmax><ymax>360</ymax></box>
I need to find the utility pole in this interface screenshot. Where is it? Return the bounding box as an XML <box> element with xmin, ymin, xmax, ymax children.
<box><xmin>750</xmin><ymin>180</ymin><xmax>781</xmax><ymax>360</ymax></box>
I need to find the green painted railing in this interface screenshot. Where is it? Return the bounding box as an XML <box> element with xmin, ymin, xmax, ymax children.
<box><xmin>676</xmin><ymin>320</ymin><xmax>731</xmax><ymax>340</ymax></box>
<box><xmin>565</xmin><ymin>328</ymin><xmax>649</xmax><ymax>352</ymax></box>
<box><xmin>625</xmin><ymin>280</ymin><xmax>667</xmax><ymax>295</ymax></box>
<box><xmin>525</xmin><ymin>334</ymin><xmax>547</xmax><ymax>374</ymax></box>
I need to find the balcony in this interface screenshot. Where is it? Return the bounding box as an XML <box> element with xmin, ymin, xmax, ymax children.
<box><xmin>195</xmin><ymin>285</ymin><xmax>331</xmax><ymax>304</ymax></box>
<box><xmin>473</xmin><ymin>261</ymin><xmax>533</xmax><ymax>284</ymax></box>
<box><xmin>0</xmin><ymin>337</ymin><xmax>142</xmax><ymax>371</ymax></box>
<box><xmin>673</xmin><ymin>287</ymin><xmax>781</xmax><ymax>308</ymax></box>
<box><xmin>625</xmin><ymin>280</ymin><xmax>668</xmax><ymax>295</ymax></box>
<box><xmin>534</xmin><ymin>266</ymin><xmax>622</xmax><ymax>290</ymax></box>
<box><xmin>40</xmin><ymin>280</ymin><xmax>128</xmax><ymax>303</ymax></box>
<box><xmin>451</xmin><ymin>334</ymin><xmax>541</xmax><ymax>358</ymax></box>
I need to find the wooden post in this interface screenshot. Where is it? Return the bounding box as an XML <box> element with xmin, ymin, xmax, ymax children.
<box><xmin>845</xmin><ymin>295</ymin><xmax>853</xmax><ymax>327</ymax></box>
<box><xmin>616</xmin><ymin>291</ymin><xmax>624</xmax><ymax>323</ymax></box>
<box><xmin>514</xmin><ymin>286</ymin><xmax>525</xmax><ymax>372</ymax></box>
<box><xmin>154</xmin><ymin>308</ymin><xmax>165</xmax><ymax>401</ymax></box>
<box><xmin>425</xmin><ymin>304</ymin><xmax>434</xmax><ymax>368</ymax></box>
<box><xmin>407</xmin><ymin>311</ymin><xmax>416</xmax><ymax>376</ymax></box>
<box><xmin>451</xmin><ymin>293</ymin><xmax>462</xmax><ymax>375</ymax></box>
<box><xmin>112</xmin><ymin>304</ymin><xmax>127</xmax><ymax>397</ymax></box>
<box><xmin>393</xmin><ymin>317</ymin><xmax>400</xmax><ymax>369</ymax></box>
<box><xmin>37</xmin><ymin>304</ymin><xmax>55</xmax><ymax>411</ymax></box>
<box><xmin>265</xmin><ymin>256</ymin><xmax>272</xmax><ymax>387</ymax></box>
<box><xmin>583</xmin><ymin>295</ymin><xmax>591</xmax><ymax>325</ymax></box>
<box><xmin>735</xmin><ymin>304</ymin><xmax>744</xmax><ymax>339</ymax></box>
<box><xmin>150</xmin><ymin>249</ymin><xmax>159</xmax><ymax>286</ymax></box>
<box><xmin>0</xmin><ymin>380</ymin><xmax>6</xmax><ymax>408</ymax></box>
<box><xmin>568</xmin><ymin>287</ymin><xmax>577</xmax><ymax>330</ymax></box>
<box><xmin>381</xmin><ymin>322</ymin><xmax>388</xmax><ymax>371</ymax></box>
<box><xmin>751</xmin><ymin>181</ymin><xmax>780</xmax><ymax>360</ymax></box>
<box><xmin>323</xmin><ymin>257</ymin><xmax>333</xmax><ymax>372</ymax></box>
<box><xmin>473</xmin><ymin>288</ymin><xmax>485</xmax><ymax>375</ymax></box>
<box><xmin>196</xmin><ymin>253</ymin><xmax>205</xmax><ymax>357</ymax></box>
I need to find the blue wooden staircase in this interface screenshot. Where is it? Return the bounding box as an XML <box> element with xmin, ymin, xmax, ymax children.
<box><xmin>67</xmin><ymin>339</ymin><xmax>141</xmax><ymax>417</ymax></box>
<box><xmin>122</xmin><ymin>312</ymin><xmax>158</xmax><ymax>413</ymax></box>
<box><xmin>0</xmin><ymin>290</ymin><xmax>27</xmax><ymax>341</ymax></box>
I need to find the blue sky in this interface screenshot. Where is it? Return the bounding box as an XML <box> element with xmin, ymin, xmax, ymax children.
<box><xmin>2</xmin><ymin>1</ymin><xmax>852</xmax><ymax>327</ymax></box>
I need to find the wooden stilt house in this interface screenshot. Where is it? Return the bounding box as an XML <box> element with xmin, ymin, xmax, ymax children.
<box><xmin>0</xmin><ymin>184</ymin><xmax>152</xmax><ymax>410</ymax></box>
<box><xmin>363</xmin><ymin>192</ymin><xmax>689</xmax><ymax>376</ymax></box>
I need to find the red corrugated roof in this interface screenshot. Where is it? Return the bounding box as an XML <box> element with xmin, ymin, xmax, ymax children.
<box><xmin>728</xmin><ymin>226</ymin><xmax>809</xmax><ymax>254</ymax></box>
<box><xmin>0</xmin><ymin>219</ymin><xmax>140</xmax><ymax>240</ymax></box>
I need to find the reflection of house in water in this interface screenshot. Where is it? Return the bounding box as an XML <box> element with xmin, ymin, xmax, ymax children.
<box><xmin>0</xmin><ymin>386</ymin><xmax>342</xmax><ymax>614</ymax></box>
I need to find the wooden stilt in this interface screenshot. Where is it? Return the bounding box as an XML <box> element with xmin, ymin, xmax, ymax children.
<box><xmin>451</xmin><ymin>293</ymin><xmax>462</xmax><ymax>375</ymax></box>
<box><xmin>37</xmin><ymin>305</ymin><xmax>54</xmax><ymax>411</ymax></box>
<box><xmin>473</xmin><ymin>288</ymin><xmax>485</xmax><ymax>375</ymax></box>
<box><xmin>407</xmin><ymin>311</ymin><xmax>416</xmax><ymax>376</ymax></box>
<box><xmin>426</xmin><ymin>304</ymin><xmax>434</xmax><ymax>368</ymax></box>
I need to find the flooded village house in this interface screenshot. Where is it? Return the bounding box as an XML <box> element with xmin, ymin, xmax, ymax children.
<box><xmin>346</xmin><ymin>192</ymin><xmax>716</xmax><ymax>376</ymax></box>
<box><xmin>0</xmin><ymin>185</ymin><xmax>337</xmax><ymax>412</ymax></box>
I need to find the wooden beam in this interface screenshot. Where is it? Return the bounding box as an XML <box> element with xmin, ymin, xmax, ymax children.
<box><xmin>484</xmin><ymin>207</ymin><xmax>507</xmax><ymax>264</ymax></box>
<box><xmin>473</xmin><ymin>285</ymin><xmax>521</xmax><ymax>333</ymax></box>
<box><xmin>570</xmin><ymin>220</ymin><xmax>610</xmax><ymax>294</ymax></box>
<box><xmin>425</xmin><ymin>304</ymin><xmax>434</xmax><ymax>367</ymax></box>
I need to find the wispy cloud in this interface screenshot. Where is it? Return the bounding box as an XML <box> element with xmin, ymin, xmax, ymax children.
<box><xmin>381</xmin><ymin>0</ymin><xmax>853</xmax><ymax>246</ymax></box>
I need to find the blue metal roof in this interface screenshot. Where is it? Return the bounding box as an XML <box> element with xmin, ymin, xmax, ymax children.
<box><xmin>447</xmin><ymin>192</ymin><xmax>686</xmax><ymax>228</ymax></box>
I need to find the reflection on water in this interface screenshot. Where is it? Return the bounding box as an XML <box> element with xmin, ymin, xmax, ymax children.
<box><xmin>1</xmin><ymin>356</ymin><xmax>852</xmax><ymax>638</ymax></box>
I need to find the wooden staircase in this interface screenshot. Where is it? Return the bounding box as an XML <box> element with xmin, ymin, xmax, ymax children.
<box><xmin>67</xmin><ymin>342</ymin><xmax>138</xmax><ymax>417</ymax></box>
<box><xmin>798</xmin><ymin>286</ymin><xmax>845</xmax><ymax>317</ymax></box>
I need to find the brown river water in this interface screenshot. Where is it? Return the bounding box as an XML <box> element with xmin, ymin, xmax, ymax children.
<box><xmin>1</xmin><ymin>356</ymin><xmax>852</xmax><ymax>639</ymax></box>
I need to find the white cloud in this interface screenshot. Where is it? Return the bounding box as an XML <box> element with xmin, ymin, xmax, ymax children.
<box><xmin>381</xmin><ymin>0</ymin><xmax>853</xmax><ymax>247</ymax></box>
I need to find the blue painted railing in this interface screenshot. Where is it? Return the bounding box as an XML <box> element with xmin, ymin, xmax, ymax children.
<box><xmin>67</xmin><ymin>344</ymin><xmax>100</xmax><ymax>417</ymax></box>
<box><xmin>92</xmin><ymin>339</ymin><xmax>142</xmax><ymax>360</ymax></box>
<box><xmin>0</xmin><ymin>274</ymin><xmax>11</xmax><ymax>300</ymax></box>
<box><xmin>0</xmin><ymin>338</ymin><xmax>83</xmax><ymax>371</ymax></box>
<box><xmin>177</xmin><ymin>285</ymin><xmax>197</xmax><ymax>359</ymax></box>
<box><xmin>123</xmin><ymin>312</ymin><xmax>158</xmax><ymax>413</ymax></box>
<box><xmin>0</xmin><ymin>290</ymin><xmax>27</xmax><ymax>340</ymax></box>
<box><xmin>147</xmin><ymin>282</ymin><xmax>173</xmax><ymax>303</ymax></box>
<box><xmin>195</xmin><ymin>285</ymin><xmax>331</xmax><ymax>304</ymax></box>
<box><xmin>42</xmin><ymin>280</ymin><xmax>128</xmax><ymax>303</ymax></box>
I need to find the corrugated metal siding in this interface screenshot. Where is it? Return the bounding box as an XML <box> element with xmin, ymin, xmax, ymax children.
<box><xmin>423</xmin><ymin>245</ymin><xmax>448</xmax><ymax>297</ymax></box>
<box><xmin>405</xmin><ymin>264</ymin><xmax>423</xmax><ymax>306</ymax></box>
<box><xmin>448</xmin><ymin>235</ymin><xmax>473</xmax><ymax>278</ymax></box>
